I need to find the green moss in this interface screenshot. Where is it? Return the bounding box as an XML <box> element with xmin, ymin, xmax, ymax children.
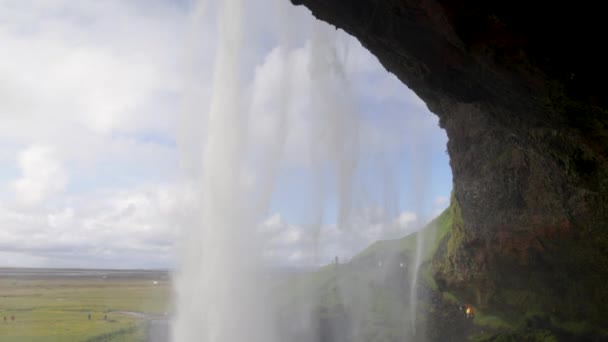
<box><xmin>442</xmin><ymin>291</ymin><xmax>458</xmax><ymax>304</ymax></box>
<box><xmin>473</xmin><ymin>312</ymin><xmax>512</xmax><ymax>330</ymax></box>
<box><xmin>422</xmin><ymin>264</ymin><xmax>438</xmax><ymax>290</ymax></box>
<box><xmin>471</xmin><ymin>330</ymin><xmax>558</xmax><ymax>342</ymax></box>
<box><xmin>446</xmin><ymin>192</ymin><xmax>464</xmax><ymax>259</ymax></box>
<box><xmin>559</xmin><ymin>320</ymin><xmax>594</xmax><ymax>335</ymax></box>
<box><xmin>426</xmin><ymin>206</ymin><xmax>453</xmax><ymax>260</ymax></box>
<box><xmin>431</xmin><ymin>191</ymin><xmax>469</xmax><ymax>296</ymax></box>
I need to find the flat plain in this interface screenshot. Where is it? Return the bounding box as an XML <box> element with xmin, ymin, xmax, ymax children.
<box><xmin>0</xmin><ymin>268</ymin><xmax>170</xmax><ymax>342</ymax></box>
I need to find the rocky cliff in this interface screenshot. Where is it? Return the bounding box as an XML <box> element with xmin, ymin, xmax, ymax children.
<box><xmin>291</xmin><ymin>0</ymin><xmax>608</xmax><ymax>339</ymax></box>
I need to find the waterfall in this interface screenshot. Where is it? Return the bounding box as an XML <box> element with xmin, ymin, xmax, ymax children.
<box><xmin>172</xmin><ymin>0</ymin><xmax>275</xmax><ymax>340</ymax></box>
<box><xmin>172</xmin><ymin>1</ymin><xmax>433</xmax><ymax>340</ymax></box>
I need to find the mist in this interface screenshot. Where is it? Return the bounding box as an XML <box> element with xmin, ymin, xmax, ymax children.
<box><xmin>172</xmin><ymin>0</ymin><xmax>442</xmax><ymax>340</ymax></box>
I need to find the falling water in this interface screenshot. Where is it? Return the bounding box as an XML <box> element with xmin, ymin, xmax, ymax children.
<box><xmin>173</xmin><ymin>0</ymin><xmax>434</xmax><ymax>341</ymax></box>
<box><xmin>409</xmin><ymin>223</ymin><xmax>425</xmax><ymax>334</ymax></box>
<box><xmin>409</xmin><ymin>121</ymin><xmax>433</xmax><ymax>335</ymax></box>
<box><xmin>173</xmin><ymin>0</ymin><xmax>276</xmax><ymax>340</ymax></box>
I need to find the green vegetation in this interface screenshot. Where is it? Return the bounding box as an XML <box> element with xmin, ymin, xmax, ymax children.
<box><xmin>275</xmin><ymin>206</ymin><xmax>456</xmax><ymax>341</ymax></box>
<box><xmin>442</xmin><ymin>291</ymin><xmax>458</xmax><ymax>304</ymax></box>
<box><xmin>445</xmin><ymin>193</ymin><xmax>464</xmax><ymax>261</ymax></box>
<box><xmin>470</xmin><ymin>330</ymin><xmax>558</xmax><ymax>342</ymax></box>
<box><xmin>0</xmin><ymin>276</ymin><xmax>169</xmax><ymax>341</ymax></box>
<box><xmin>473</xmin><ymin>312</ymin><xmax>511</xmax><ymax>330</ymax></box>
<box><xmin>354</xmin><ymin>204</ymin><xmax>452</xmax><ymax>267</ymax></box>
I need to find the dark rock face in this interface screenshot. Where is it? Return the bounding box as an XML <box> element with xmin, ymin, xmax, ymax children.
<box><xmin>292</xmin><ymin>0</ymin><xmax>608</xmax><ymax>336</ymax></box>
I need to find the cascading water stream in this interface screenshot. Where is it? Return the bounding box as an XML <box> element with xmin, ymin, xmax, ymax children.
<box><xmin>172</xmin><ymin>1</ymin><xmax>434</xmax><ymax>341</ymax></box>
<box><xmin>173</xmin><ymin>0</ymin><xmax>276</xmax><ymax>340</ymax></box>
<box><xmin>409</xmin><ymin>226</ymin><xmax>425</xmax><ymax>334</ymax></box>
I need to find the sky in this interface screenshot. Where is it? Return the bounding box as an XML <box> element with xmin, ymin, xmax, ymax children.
<box><xmin>0</xmin><ymin>0</ymin><xmax>451</xmax><ymax>269</ymax></box>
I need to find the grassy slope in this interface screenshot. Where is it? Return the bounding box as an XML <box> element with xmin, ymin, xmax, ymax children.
<box><xmin>355</xmin><ymin>207</ymin><xmax>452</xmax><ymax>265</ymax></box>
<box><xmin>0</xmin><ymin>277</ymin><xmax>169</xmax><ymax>341</ymax></box>
<box><xmin>279</xmin><ymin>205</ymin><xmax>452</xmax><ymax>301</ymax></box>
<box><xmin>275</xmin><ymin>208</ymin><xmax>454</xmax><ymax>341</ymax></box>
<box><xmin>352</xmin><ymin>206</ymin><xmax>452</xmax><ymax>296</ymax></box>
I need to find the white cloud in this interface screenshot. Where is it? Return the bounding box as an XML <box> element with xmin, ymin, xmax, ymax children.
<box><xmin>0</xmin><ymin>0</ymin><xmax>195</xmax><ymax>268</ymax></box>
<box><xmin>0</xmin><ymin>1</ymin><xmax>185</xmax><ymax>138</ymax></box>
<box><xmin>0</xmin><ymin>0</ymin><xmax>189</xmax><ymax>179</ymax></box>
<box><xmin>396</xmin><ymin>211</ymin><xmax>417</xmax><ymax>228</ymax></box>
<box><xmin>434</xmin><ymin>196</ymin><xmax>449</xmax><ymax>207</ymax></box>
<box><xmin>259</xmin><ymin>210</ymin><xmax>420</xmax><ymax>267</ymax></box>
<box><xmin>432</xmin><ymin>195</ymin><xmax>450</xmax><ymax>216</ymax></box>
<box><xmin>0</xmin><ymin>184</ymin><xmax>186</xmax><ymax>269</ymax></box>
<box><xmin>13</xmin><ymin>145</ymin><xmax>67</xmax><ymax>207</ymax></box>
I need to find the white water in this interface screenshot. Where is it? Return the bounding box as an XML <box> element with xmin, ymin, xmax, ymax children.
<box><xmin>172</xmin><ymin>1</ymin><xmax>434</xmax><ymax>341</ymax></box>
<box><xmin>410</xmin><ymin>220</ymin><xmax>425</xmax><ymax>334</ymax></box>
<box><xmin>173</xmin><ymin>0</ymin><xmax>275</xmax><ymax>340</ymax></box>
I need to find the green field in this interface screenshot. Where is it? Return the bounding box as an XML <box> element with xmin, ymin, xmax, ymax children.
<box><xmin>0</xmin><ymin>270</ymin><xmax>170</xmax><ymax>341</ymax></box>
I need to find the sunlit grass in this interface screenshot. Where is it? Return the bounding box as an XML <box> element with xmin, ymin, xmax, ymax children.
<box><xmin>0</xmin><ymin>276</ymin><xmax>169</xmax><ymax>341</ymax></box>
